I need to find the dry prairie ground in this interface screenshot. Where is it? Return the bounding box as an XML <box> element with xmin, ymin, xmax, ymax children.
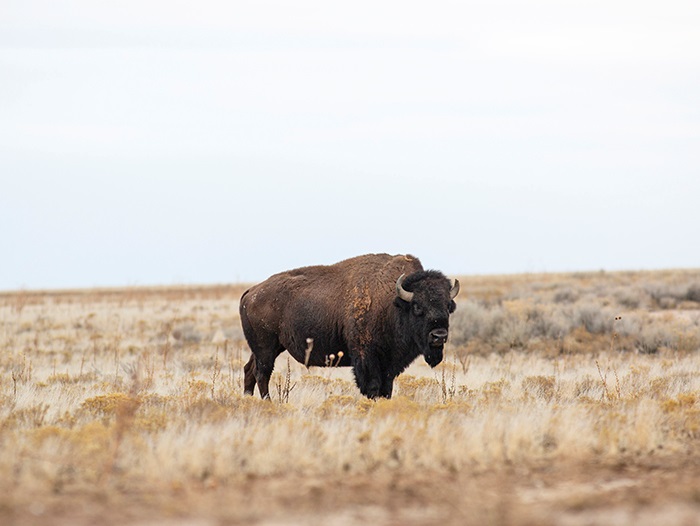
<box><xmin>1</xmin><ymin>270</ymin><xmax>700</xmax><ymax>525</ymax></box>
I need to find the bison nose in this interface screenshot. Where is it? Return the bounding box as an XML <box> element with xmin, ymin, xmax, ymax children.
<box><xmin>429</xmin><ymin>328</ymin><xmax>448</xmax><ymax>344</ymax></box>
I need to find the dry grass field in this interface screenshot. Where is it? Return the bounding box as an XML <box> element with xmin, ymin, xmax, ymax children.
<box><xmin>2</xmin><ymin>269</ymin><xmax>700</xmax><ymax>525</ymax></box>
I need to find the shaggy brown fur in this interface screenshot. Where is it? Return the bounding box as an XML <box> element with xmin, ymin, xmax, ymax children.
<box><xmin>240</xmin><ymin>253</ymin><xmax>458</xmax><ymax>399</ymax></box>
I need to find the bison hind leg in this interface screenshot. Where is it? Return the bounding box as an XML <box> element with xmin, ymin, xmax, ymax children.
<box><xmin>243</xmin><ymin>354</ymin><xmax>257</xmax><ymax>396</ymax></box>
<box><xmin>240</xmin><ymin>318</ymin><xmax>283</xmax><ymax>399</ymax></box>
<box><xmin>243</xmin><ymin>353</ymin><xmax>276</xmax><ymax>400</ymax></box>
<box><xmin>253</xmin><ymin>358</ymin><xmax>275</xmax><ymax>400</ymax></box>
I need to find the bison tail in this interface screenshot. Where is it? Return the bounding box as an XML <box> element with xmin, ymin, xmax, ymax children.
<box><xmin>239</xmin><ymin>289</ymin><xmax>253</xmax><ymax>337</ymax></box>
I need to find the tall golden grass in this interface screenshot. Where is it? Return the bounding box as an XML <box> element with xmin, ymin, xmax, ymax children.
<box><xmin>1</xmin><ymin>271</ymin><xmax>699</xmax><ymax>524</ymax></box>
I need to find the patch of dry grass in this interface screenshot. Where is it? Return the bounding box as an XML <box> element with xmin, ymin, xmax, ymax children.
<box><xmin>0</xmin><ymin>272</ymin><xmax>699</xmax><ymax>525</ymax></box>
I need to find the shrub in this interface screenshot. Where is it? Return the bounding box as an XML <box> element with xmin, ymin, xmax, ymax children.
<box><xmin>571</xmin><ymin>302</ymin><xmax>614</xmax><ymax>334</ymax></box>
<box><xmin>553</xmin><ymin>288</ymin><xmax>579</xmax><ymax>304</ymax></box>
<box><xmin>685</xmin><ymin>283</ymin><xmax>700</xmax><ymax>303</ymax></box>
<box><xmin>613</xmin><ymin>287</ymin><xmax>646</xmax><ymax>309</ymax></box>
<box><xmin>636</xmin><ymin>325</ymin><xmax>673</xmax><ymax>354</ymax></box>
<box><xmin>449</xmin><ymin>301</ymin><xmax>504</xmax><ymax>346</ymax></box>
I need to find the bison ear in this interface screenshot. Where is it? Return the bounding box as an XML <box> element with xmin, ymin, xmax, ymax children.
<box><xmin>394</xmin><ymin>297</ymin><xmax>411</xmax><ymax>311</ymax></box>
<box><xmin>448</xmin><ymin>300</ymin><xmax>457</xmax><ymax>314</ymax></box>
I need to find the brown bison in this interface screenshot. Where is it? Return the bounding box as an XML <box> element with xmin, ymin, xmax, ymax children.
<box><xmin>239</xmin><ymin>253</ymin><xmax>459</xmax><ymax>399</ymax></box>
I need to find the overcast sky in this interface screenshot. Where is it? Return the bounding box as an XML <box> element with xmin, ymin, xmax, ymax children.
<box><xmin>1</xmin><ymin>1</ymin><xmax>699</xmax><ymax>290</ymax></box>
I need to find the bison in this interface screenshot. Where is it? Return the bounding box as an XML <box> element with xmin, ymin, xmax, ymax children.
<box><xmin>239</xmin><ymin>253</ymin><xmax>459</xmax><ymax>399</ymax></box>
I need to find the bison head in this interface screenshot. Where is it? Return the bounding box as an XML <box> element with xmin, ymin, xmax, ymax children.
<box><xmin>394</xmin><ymin>270</ymin><xmax>460</xmax><ymax>367</ymax></box>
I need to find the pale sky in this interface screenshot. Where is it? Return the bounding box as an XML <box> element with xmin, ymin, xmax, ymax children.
<box><xmin>1</xmin><ymin>1</ymin><xmax>699</xmax><ymax>290</ymax></box>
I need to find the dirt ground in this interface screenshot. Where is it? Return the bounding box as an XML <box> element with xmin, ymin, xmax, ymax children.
<box><xmin>4</xmin><ymin>455</ymin><xmax>700</xmax><ymax>526</ymax></box>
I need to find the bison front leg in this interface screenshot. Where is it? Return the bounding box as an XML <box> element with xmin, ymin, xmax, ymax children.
<box><xmin>353</xmin><ymin>356</ymin><xmax>384</xmax><ymax>399</ymax></box>
<box><xmin>380</xmin><ymin>374</ymin><xmax>395</xmax><ymax>399</ymax></box>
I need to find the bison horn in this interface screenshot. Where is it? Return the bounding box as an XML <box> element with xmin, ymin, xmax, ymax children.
<box><xmin>395</xmin><ymin>274</ymin><xmax>414</xmax><ymax>302</ymax></box>
<box><xmin>449</xmin><ymin>278</ymin><xmax>460</xmax><ymax>300</ymax></box>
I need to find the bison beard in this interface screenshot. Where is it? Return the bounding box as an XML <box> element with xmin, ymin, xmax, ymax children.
<box><xmin>239</xmin><ymin>253</ymin><xmax>459</xmax><ymax>399</ymax></box>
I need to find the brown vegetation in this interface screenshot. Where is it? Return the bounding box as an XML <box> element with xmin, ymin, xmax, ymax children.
<box><xmin>1</xmin><ymin>270</ymin><xmax>699</xmax><ymax>525</ymax></box>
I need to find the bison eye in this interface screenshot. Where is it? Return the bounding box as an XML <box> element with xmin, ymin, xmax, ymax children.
<box><xmin>412</xmin><ymin>303</ymin><xmax>424</xmax><ymax>317</ymax></box>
